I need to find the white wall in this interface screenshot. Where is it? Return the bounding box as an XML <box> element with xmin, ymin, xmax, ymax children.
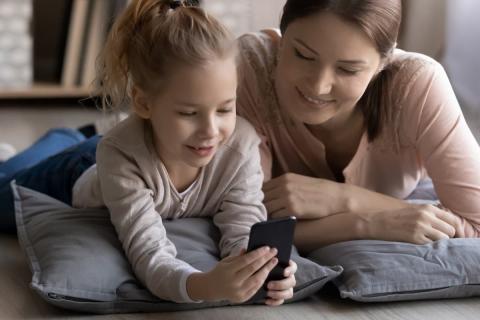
<box><xmin>399</xmin><ymin>0</ymin><xmax>446</xmax><ymax>60</ymax></box>
<box><xmin>202</xmin><ymin>0</ymin><xmax>286</xmax><ymax>36</ymax></box>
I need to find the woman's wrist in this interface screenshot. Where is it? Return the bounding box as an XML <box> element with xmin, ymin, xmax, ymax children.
<box><xmin>340</xmin><ymin>183</ymin><xmax>359</xmax><ymax>213</ymax></box>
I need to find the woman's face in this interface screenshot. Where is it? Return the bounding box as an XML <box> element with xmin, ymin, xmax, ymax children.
<box><xmin>275</xmin><ymin>11</ymin><xmax>382</xmax><ymax>126</ymax></box>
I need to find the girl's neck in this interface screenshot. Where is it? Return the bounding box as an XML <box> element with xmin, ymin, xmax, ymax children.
<box><xmin>166</xmin><ymin>164</ymin><xmax>200</xmax><ymax>193</ymax></box>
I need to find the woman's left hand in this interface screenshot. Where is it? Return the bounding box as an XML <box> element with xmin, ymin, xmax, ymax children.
<box><xmin>263</xmin><ymin>173</ymin><xmax>348</xmax><ymax>219</ymax></box>
<box><xmin>265</xmin><ymin>260</ymin><xmax>297</xmax><ymax>306</ymax></box>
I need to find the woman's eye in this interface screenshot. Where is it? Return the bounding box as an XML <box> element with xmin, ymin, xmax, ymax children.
<box><xmin>294</xmin><ymin>48</ymin><xmax>315</xmax><ymax>61</ymax></box>
<box><xmin>338</xmin><ymin>67</ymin><xmax>359</xmax><ymax>75</ymax></box>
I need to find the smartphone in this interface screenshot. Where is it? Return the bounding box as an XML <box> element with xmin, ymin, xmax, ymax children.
<box><xmin>247</xmin><ymin>216</ymin><xmax>296</xmax><ymax>283</ymax></box>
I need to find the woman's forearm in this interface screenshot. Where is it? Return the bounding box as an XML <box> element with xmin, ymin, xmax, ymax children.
<box><xmin>342</xmin><ymin>183</ymin><xmax>410</xmax><ymax>213</ymax></box>
<box><xmin>294</xmin><ymin>212</ymin><xmax>369</xmax><ymax>253</ymax></box>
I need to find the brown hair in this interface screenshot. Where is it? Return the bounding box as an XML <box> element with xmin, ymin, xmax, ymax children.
<box><xmin>97</xmin><ymin>0</ymin><xmax>235</xmax><ymax>110</ymax></box>
<box><xmin>280</xmin><ymin>0</ymin><xmax>402</xmax><ymax>141</ymax></box>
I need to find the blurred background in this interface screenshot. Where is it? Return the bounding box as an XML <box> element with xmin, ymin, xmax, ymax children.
<box><xmin>0</xmin><ymin>0</ymin><xmax>479</xmax><ymax>152</ymax></box>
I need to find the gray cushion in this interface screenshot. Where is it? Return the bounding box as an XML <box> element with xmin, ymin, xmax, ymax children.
<box><xmin>12</xmin><ymin>183</ymin><xmax>342</xmax><ymax>314</ymax></box>
<box><xmin>308</xmin><ymin>239</ymin><xmax>480</xmax><ymax>302</ymax></box>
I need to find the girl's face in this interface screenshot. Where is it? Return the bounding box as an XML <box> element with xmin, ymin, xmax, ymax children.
<box><xmin>134</xmin><ymin>55</ymin><xmax>237</xmax><ymax>174</ymax></box>
<box><xmin>275</xmin><ymin>11</ymin><xmax>382</xmax><ymax>126</ymax></box>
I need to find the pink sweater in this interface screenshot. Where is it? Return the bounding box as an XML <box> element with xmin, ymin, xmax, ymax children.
<box><xmin>236</xmin><ymin>30</ymin><xmax>480</xmax><ymax>237</ymax></box>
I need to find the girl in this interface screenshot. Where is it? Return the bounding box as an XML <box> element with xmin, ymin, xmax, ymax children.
<box><xmin>236</xmin><ymin>0</ymin><xmax>480</xmax><ymax>252</ymax></box>
<box><xmin>1</xmin><ymin>0</ymin><xmax>297</xmax><ymax>305</ymax></box>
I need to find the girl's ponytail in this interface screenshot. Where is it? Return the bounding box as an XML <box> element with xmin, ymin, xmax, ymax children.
<box><xmin>97</xmin><ymin>0</ymin><xmax>234</xmax><ymax>111</ymax></box>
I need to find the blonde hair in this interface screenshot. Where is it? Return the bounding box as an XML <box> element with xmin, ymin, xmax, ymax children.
<box><xmin>97</xmin><ymin>0</ymin><xmax>235</xmax><ymax>110</ymax></box>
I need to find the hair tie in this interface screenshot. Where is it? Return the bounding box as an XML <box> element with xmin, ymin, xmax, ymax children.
<box><xmin>169</xmin><ymin>0</ymin><xmax>184</xmax><ymax>9</ymax></box>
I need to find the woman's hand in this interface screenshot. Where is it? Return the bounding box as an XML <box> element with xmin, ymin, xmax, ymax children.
<box><xmin>187</xmin><ymin>246</ymin><xmax>278</xmax><ymax>303</ymax></box>
<box><xmin>263</xmin><ymin>173</ymin><xmax>348</xmax><ymax>219</ymax></box>
<box><xmin>264</xmin><ymin>260</ymin><xmax>297</xmax><ymax>306</ymax></box>
<box><xmin>363</xmin><ymin>204</ymin><xmax>462</xmax><ymax>244</ymax></box>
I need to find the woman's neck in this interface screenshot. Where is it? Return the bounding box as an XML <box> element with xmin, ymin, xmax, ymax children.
<box><xmin>308</xmin><ymin>106</ymin><xmax>364</xmax><ymax>144</ymax></box>
<box><xmin>307</xmin><ymin>106</ymin><xmax>365</xmax><ymax>181</ymax></box>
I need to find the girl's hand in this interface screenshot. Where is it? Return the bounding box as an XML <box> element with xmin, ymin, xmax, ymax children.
<box><xmin>265</xmin><ymin>260</ymin><xmax>297</xmax><ymax>306</ymax></box>
<box><xmin>263</xmin><ymin>173</ymin><xmax>347</xmax><ymax>219</ymax></box>
<box><xmin>364</xmin><ymin>204</ymin><xmax>462</xmax><ymax>244</ymax></box>
<box><xmin>188</xmin><ymin>246</ymin><xmax>278</xmax><ymax>303</ymax></box>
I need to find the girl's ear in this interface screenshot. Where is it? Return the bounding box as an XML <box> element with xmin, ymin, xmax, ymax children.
<box><xmin>131</xmin><ymin>86</ymin><xmax>151</xmax><ymax>119</ymax></box>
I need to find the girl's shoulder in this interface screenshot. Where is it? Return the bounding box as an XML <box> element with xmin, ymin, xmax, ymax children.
<box><xmin>221</xmin><ymin>116</ymin><xmax>261</xmax><ymax>159</ymax></box>
<box><xmin>98</xmin><ymin>114</ymin><xmax>147</xmax><ymax>153</ymax></box>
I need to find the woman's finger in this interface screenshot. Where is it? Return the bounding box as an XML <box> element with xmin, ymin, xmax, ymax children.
<box><xmin>430</xmin><ymin>216</ymin><xmax>456</xmax><ymax>238</ymax></box>
<box><xmin>425</xmin><ymin>226</ymin><xmax>450</xmax><ymax>242</ymax></box>
<box><xmin>263</xmin><ymin>186</ymin><xmax>285</xmax><ymax>203</ymax></box>
<box><xmin>264</xmin><ymin>198</ymin><xmax>286</xmax><ymax>216</ymax></box>
<box><xmin>263</xmin><ymin>177</ymin><xmax>283</xmax><ymax>192</ymax></box>
<box><xmin>433</xmin><ymin>208</ymin><xmax>460</xmax><ymax>234</ymax></box>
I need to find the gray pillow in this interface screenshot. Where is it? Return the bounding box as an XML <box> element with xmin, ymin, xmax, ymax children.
<box><xmin>12</xmin><ymin>183</ymin><xmax>342</xmax><ymax>314</ymax></box>
<box><xmin>308</xmin><ymin>239</ymin><xmax>480</xmax><ymax>302</ymax></box>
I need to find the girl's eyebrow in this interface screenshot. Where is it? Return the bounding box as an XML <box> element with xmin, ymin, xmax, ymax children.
<box><xmin>176</xmin><ymin>98</ymin><xmax>236</xmax><ymax>107</ymax></box>
<box><xmin>293</xmin><ymin>37</ymin><xmax>368</xmax><ymax>65</ymax></box>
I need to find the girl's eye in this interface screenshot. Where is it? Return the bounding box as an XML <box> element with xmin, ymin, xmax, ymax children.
<box><xmin>217</xmin><ymin>108</ymin><xmax>233</xmax><ymax>114</ymax></box>
<box><xmin>294</xmin><ymin>48</ymin><xmax>315</xmax><ymax>61</ymax></box>
<box><xmin>178</xmin><ymin>111</ymin><xmax>196</xmax><ymax>116</ymax></box>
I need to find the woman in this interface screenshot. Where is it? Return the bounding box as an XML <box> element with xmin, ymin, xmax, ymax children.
<box><xmin>236</xmin><ymin>0</ymin><xmax>480</xmax><ymax>252</ymax></box>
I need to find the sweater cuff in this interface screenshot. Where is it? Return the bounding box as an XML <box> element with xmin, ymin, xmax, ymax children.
<box><xmin>179</xmin><ymin>266</ymin><xmax>204</xmax><ymax>303</ymax></box>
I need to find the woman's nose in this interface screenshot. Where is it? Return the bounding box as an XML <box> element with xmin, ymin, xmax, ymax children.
<box><xmin>308</xmin><ymin>68</ymin><xmax>334</xmax><ymax>95</ymax></box>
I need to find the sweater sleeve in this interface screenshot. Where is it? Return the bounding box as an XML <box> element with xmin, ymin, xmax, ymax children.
<box><xmin>403</xmin><ymin>59</ymin><xmax>480</xmax><ymax>237</ymax></box>
<box><xmin>213</xmin><ymin>130</ymin><xmax>268</xmax><ymax>257</ymax></box>
<box><xmin>96</xmin><ymin>139</ymin><xmax>201</xmax><ymax>303</ymax></box>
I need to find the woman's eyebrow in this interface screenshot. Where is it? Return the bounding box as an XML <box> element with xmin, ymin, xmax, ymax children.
<box><xmin>294</xmin><ymin>37</ymin><xmax>368</xmax><ymax>65</ymax></box>
<box><xmin>293</xmin><ymin>38</ymin><xmax>319</xmax><ymax>55</ymax></box>
<box><xmin>176</xmin><ymin>98</ymin><xmax>236</xmax><ymax>107</ymax></box>
<box><xmin>338</xmin><ymin>59</ymin><xmax>368</xmax><ymax>65</ymax></box>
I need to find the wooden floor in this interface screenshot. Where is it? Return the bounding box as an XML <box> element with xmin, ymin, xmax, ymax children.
<box><xmin>1</xmin><ymin>234</ymin><xmax>480</xmax><ymax>320</ymax></box>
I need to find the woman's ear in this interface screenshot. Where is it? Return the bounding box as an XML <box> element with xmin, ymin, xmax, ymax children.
<box><xmin>131</xmin><ymin>86</ymin><xmax>151</xmax><ymax>119</ymax></box>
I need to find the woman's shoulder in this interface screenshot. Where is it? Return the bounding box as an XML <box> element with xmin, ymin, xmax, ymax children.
<box><xmin>386</xmin><ymin>50</ymin><xmax>458</xmax><ymax>148</ymax></box>
<box><xmin>389</xmin><ymin>49</ymin><xmax>444</xmax><ymax>87</ymax></box>
<box><xmin>237</xmin><ymin>29</ymin><xmax>280</xmax><ymax>73</ymax></box>
<box><xmin>236</xmin><ymin>30</ymin><xmax>283</xmax><ymax>128</ymax></box>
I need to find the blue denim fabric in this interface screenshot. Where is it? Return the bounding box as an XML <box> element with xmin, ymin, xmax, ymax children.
<box><xmin>0</xmin><ymin>128</ymin><xmax>85</xmax><ymax>178</ymax></box>
<box><xmin>0</xmin><ymin>134</ymin><xmax>99</xmax><ymax>234</ymax></box>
